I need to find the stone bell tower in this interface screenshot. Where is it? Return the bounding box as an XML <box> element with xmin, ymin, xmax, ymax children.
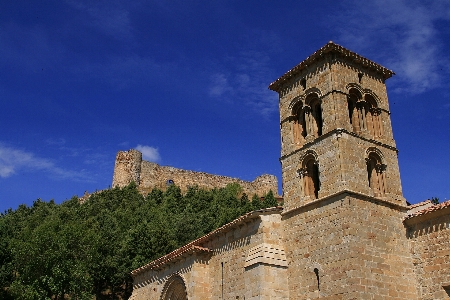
<box><xmin>269</xmin><ymin>41</ymin><xmax>405</xmax><ymax>211</ymax></box>
<box><xmin>268</xmin><ymin>42</ymin><xmax>419</xmax><ymax>300</ymax></box>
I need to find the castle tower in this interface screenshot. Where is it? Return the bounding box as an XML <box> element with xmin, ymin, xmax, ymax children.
<box><xmin>269</xmin><ymin>41</ymin><xmax>405</xmax><ymax>211</ymax></box>
<box><xmin>112</xmin><ymin>149</ymin><xmax>142</xmax><ymax>188</ymax></box>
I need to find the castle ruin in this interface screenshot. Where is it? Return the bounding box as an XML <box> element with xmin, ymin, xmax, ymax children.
<box><xmin>112</xmin><ymin>149</ymin><xmax>278</xmax><ymax>197</ymax></box>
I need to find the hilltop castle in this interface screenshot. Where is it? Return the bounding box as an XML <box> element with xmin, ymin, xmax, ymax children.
<box><xmin>112</xmin><ymin>149</ymin><xmax>278</xmax><ymax>197</ymax></box>
<box><xmin>129</xmin><ymin>42</ymin><xmax>450</xmax><ymax>299</ymax></box>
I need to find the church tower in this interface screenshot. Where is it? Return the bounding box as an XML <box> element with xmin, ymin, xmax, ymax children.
<box><xmin>269</xmin><ymin>42</ymin><xmax>418</xmax><ymax>299</ymax></box>
<box><xmin>269</xmin><ymin>41</ymin><xmax>405</xmax><ymax>211</ymax></box>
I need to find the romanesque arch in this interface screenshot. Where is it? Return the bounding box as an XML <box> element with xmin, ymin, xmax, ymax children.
<box><xmin>305</xmin><ymin>93</ymin><xmax>323</xmax><ymax>138</ymax></box>
<box><xmin>347</xmin><ymin>87</ymin><xmax>362</xmax><ymax>134</ymax></box>
<box><xmin>298</xmin><ymin>151</ymin><xmax>320</xmax><ymax>199</ymax></box>
<box><xmin>160</xmin><ymin>274</ymin><xmax>188</xmax><ymax>300</ymax></box>
<box><xmin>292</xmin><ymin>100</ymin><xmax>307</xmax><ymax>147</ymax></box>
<box><xmin>347</xmin><ymin>86</ymin><xmax>383</xmax><ymax>139</ymax></box>
<box><xmin>365</xmin><ymin>148</ymin><xmax>386</xmax><ymax>197</ymax></box>
<box><xmin>364</xmin><ymin>94</ymin><xmax>383</xmax><ymax>138</ymax></box>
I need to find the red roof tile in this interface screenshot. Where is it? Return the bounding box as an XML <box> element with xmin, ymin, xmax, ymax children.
<box><xmin>405</xmin><ymin>200</ymin><xmax>450</xmax><ymax>220</ymax></box>
<box><xmin>408</xmin><ymin>200</ymin><xmax>432</xmax><ymax>209</ymax></box>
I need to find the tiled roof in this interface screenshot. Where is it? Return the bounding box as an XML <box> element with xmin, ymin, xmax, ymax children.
<box><xmin>131</xmin><ymin>207</ymin><xmax>283</xmax><ymax>276</ymax></box>
<box><xmin>408</xmin><ymin>200</ymin><xmax>432</xmax><ymax>209</ymax></box>
<box><xmin>405</xmin><ymin>200</ymin><xmax>450</xmax><ymax>220</ymax></box>
<box><xmin>268</xmin><ymin>41</ymin><xmax>395</xmax><ymax>92</ymax></box>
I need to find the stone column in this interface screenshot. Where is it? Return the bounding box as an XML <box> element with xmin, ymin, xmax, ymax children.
<box><xmin>304</xmin><ymin>106</ymin><xmax>312</xmax><ymax>138</ymax></box>
<box><xmin>378</xmin><ymin>164</ymin><xmax>387</xmax><ymax>195</ymax></box>
<box><xmin>376</xmin><ymin>108</ymin><xmax>383</xmax><ymax>137</ymax></box>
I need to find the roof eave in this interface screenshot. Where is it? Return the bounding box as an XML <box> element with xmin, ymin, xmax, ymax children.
<box><xmin>131</xmin><ymin>207</ymin><xmax>283</xmax><ymax>276</ymax></box>
<box><xmin>268</xmin><ymin>41</ymin><xmax>395</xmax><ymax>93</ymax></box>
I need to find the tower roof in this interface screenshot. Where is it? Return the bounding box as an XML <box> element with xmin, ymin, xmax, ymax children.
<box><xmin>269</xmin><ymin>41</ymin><xmax>395</xmax><ymax>92</ymax></box>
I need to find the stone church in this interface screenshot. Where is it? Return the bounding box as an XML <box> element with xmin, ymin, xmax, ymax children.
<box><xmin>129</xmin><ymin>42</ymin><xmax>450</xmax><ymax>299</ymax></box>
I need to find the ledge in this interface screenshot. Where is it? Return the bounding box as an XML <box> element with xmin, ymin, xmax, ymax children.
<box><xmin>245</xmin><ymin>243</ymin><xmax>288</xmax><ymax>268</ymax></box>
<box><xmin>279</xmin><ymin>128</ymin><xmax>398</xmax><ymax>162</ymax></box>
<box><xmin>281</xmin><ymin>189</ymin><xmax>408</xmax><ymax>218</ymax></box>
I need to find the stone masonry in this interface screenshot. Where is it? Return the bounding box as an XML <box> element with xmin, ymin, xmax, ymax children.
<box><xmin>112</xmin><ymin>149</ymin><xmax>279</xmax><ymax>197</ymax></box>
<box><xmin>130</xmin><ymin>208</ymin><xmax>288</xmax><ymax>300</ymax></box>
<box><xmin>129</xmin><ymin>42</ymin><xmax>450</xmax><ymax>300</ymax></box>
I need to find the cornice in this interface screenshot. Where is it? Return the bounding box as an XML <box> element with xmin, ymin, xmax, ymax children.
<box><xmin>281</xmin><ymin>189</ymin><xmax>409</xmax><ymax>218</ymax></box>
<box><xmin>269</xmin><ymin>41</ymin><xmax>395</xmax><ymax>93</ymax></box>
<box><xmin>280</xmin><ymin>128</ymin><xmax>398</xmax><ymax>162</ymax></box>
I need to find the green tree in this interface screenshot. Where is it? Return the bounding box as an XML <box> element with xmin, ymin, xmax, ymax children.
<box><xmin>1</xmin><ymin>181</ymin><xmax>270</xmax><ymax>299</ymax></box>
<box><xmin>430</xmin><ymin>197</ymin><xmax>439</xmax><ymax>205</ymax></box>
<box><xmin>262</xmin><ymin>190</ymin><xmax>278</xmax><ymax>208</ymax></box>
<box><xmin>251</xmin><ymin>194</ymin><xmax>262</xmax><ymax>210</ymax></box>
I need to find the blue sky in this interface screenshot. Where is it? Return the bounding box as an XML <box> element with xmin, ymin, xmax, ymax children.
<box><xmin>1</xmin><ymin>0</ymin><xmax>450</xmax><ymax>212</ymax></box>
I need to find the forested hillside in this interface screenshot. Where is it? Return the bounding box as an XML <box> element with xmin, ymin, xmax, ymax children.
<box><xmin>0</xmin><ymin>182</ymin><xmax>278</xmax><ymax>300</ymax></box>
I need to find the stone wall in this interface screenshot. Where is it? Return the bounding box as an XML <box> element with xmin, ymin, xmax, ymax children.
<box><xmin>130</xmin><ymin>208</ymin><xmax>287</xmax><ymax>300</ymax></box>
<box><xmin>112</xmin><ymin>149</ymin><xmax>142</xmax><ymax>188</ymax></box>
<box><xmin>405</xmin><ymin>204</ymin><xmax>450</xmax><ymax>299</ymax></box>
<box><xmin>282</xmin><ymin>193</ymin><xmax>419</xmax><ymax>300</ymax></box>
<box><xmin>112</xmin><ymin>149</ymin><xmax>279</xmax><ymax>197</ymax></box>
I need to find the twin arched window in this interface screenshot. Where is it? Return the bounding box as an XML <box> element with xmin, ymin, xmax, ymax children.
<box><xmin>347</xmin><ymin>89</ymin><xmax>383</xmax><ymax>139</ymax></box>
<box><xmin>292</xmin><ymin>93</ymin><xmax>323</xmax><ymax>147</ymax></box>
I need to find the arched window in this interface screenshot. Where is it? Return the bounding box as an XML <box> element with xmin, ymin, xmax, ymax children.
<box><xmin>161</xmin><ymin>275</ymin><xmax>188</xmax><ymax>300</ymax></box>
<box><xmin>299</xmin><ymin>154</ymin><xmax>320</xmax><ymax>199</ymax></box>
<box><xmin>347</xmin><ymin>89</ymin><xmax>361</xmax><ymax>133</ymax></box>
<box><xmin>366</xmin><ymin>152</ymin><xmax>386</xmax><ymax>197</ymax></box>
<box><xmin>364</xmin><ymin>94</ymin><xmax>383</xmax><ymax>138</ymax></box>
<box><xmin>292</xmin><ymin>102</ymin><xmax>307</xmax><ymax>147</ymax></box>
<box><xmin>347</xmin><ymin>88</ymin><xmax>383</xmax><ymax>139</ymax></box>
<box><xmin>305</xmin><ymin>93</ymin><xmax>323</xmax><ymax>138</ymax></box>
<box><xmin>291</xmin><ymin>92</ymin><xmax>322</xmax><ymax>148</ymax></box>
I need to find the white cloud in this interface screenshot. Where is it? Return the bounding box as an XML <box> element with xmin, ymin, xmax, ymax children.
<box><xmin>209</xmin><ymin>73</ymin><xmax>232</xmax><ymax>97</ymax></box>
<box><xmin>207</xmin><ymin>50</ymin><xmax>278</xmax><ymax>117</ymax></box>
<box><xmin>0</xmin><ymin>144</ymin><xmax>89</xmax><ymax>180</ymax></box>
<box><xmin>335</xmin><ymin>0</ymin><xmax>450</xmax><ymax>94</ymax></box>
<box><xmin>135</xmin><ymin>145</ymin><xmax>161</xmax><ymax>162</ymax></box>
<box><xmin>65</xmin><ymin>0</ymin><xmax>134</xmax><ymax>40</ymax></box>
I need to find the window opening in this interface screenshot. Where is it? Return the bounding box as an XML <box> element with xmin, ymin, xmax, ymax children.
<box><xmin>443</xmin><ymin>285</ymin><xmax>450</xmax><ymax>296</ymax></box>
<box><xmin>347</xmin><ymin>89</ymin><xmax>361</xmax><ymax>134</ymax></box>
<box><xmin>221</xmin><ymin>261</ymin><xmax>224</xmax><ymax>299</ymax></box>
<box><xmin>358</xmin><ymin>73</ymin><xmax>363</xmax><ymax>83</ymax></box>
<box><xmin>300</xmin><ymin>78</ymin><xmax>306</xmax><ymax>90</ymax></box>
<box><xmin>366</xmin><ymin>152</ymin><xmax>386</xmax><ymax>197</ymax></box>
<box><xmin>292</xmin><ymin>102</ymin><xmax>307</xmax><ymax>147</ymax></box>
<box><xmin>347</xmin><ymin>90</ymin><xmax>382</xmax><ymax>139</ymax></box>
<box><xmin>306</xmin><ymin>94</ymin><xmax>322</xmax><ymax>139</ymax></box>
<box><xmin>365</xmin><ymin>94</ymin><xmax>382</xmax><ymax>138</ymax></box>
<box><xmin>299</xmin><ymin>155</ymin><xmax>320</xmax><ymax>199</ymax></box>
<box><xmin>314</xmin><ymin>268</ymin><xmax>320</xmax><ymax>291</ymax></box>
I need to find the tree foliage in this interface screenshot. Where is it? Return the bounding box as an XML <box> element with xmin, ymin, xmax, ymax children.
<box><xmin>0</xmin><ymin>183</ymin><xmax>279</xmax><ymax>299</ymax></box>
<box><xmin>430</xmin><ymin>197</ymin><xmax>439</xmax><ymax>205</ymax></box>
